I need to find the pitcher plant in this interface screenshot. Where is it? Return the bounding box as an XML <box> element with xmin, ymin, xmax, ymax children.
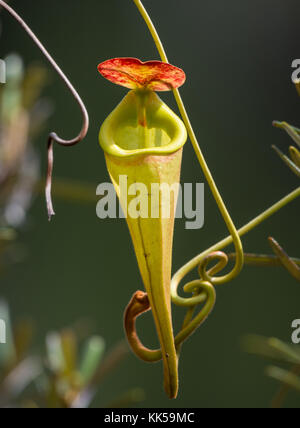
<box><xmin>98</xmin><ymin>58</ymin><xmax>187</xmax><ymax>398</ymax></box>
<box><xmin>1</xmin><ymin>0</ymin><xmax>300</xmax><ymax>402</ymax></box>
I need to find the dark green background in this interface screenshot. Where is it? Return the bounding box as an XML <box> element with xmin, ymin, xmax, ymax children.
<box><xmin>1</xmin><ymin>0</ymin><xmax>300</xmax><ymax>408</ymax></box>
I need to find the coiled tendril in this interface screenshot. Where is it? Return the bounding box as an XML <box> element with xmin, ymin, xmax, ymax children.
<box><xmin>124</xmin><ymin>0</ymin><xmax>300</xmax><ymax>368</ymax></box>
<box><xmin>0</xmin><ymin>0</ymin><xmax>89</xmax><ymax>220</ymax></box>
<box><xmin>124</xmin><ymin>280</ymin><xmax>216</xmax><ymax>362</ymax></box>
<box><xmin>125</xmin><ymin>254</ymin><xmax>226</xmax><ymax>364</ymax></box>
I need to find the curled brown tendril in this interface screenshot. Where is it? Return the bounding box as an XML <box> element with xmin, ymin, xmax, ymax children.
<box><xmin>124</xmin><ymin>254</ymin><xmax>228</xmax><ymax>364</ymax></box>
<box><xmin>0</xmin><ymin>0</ymin><xmax>89</xmax><ymax>220</ymax></box>
<box><xmin>124</xmin><ymin>280</ymin><xmax>216</xmax><ymax>363</ymax></box>
<box><xmin>124</xmin><ymin>291</ymin><xmax>162</xmax><ymax>362</ymax></box>
<box><xmin>123</xmin><ymin>254</ymin><xmax>229</xmax><ymax>363</ymax></box>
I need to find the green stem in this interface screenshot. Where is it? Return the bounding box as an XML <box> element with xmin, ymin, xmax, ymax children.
<box><xmin>228</xmin><ymin>253</ymin><xmax>300</xmax><ymax>268</ymax></box>
<box><xmin>132</xmin><ymin>0</ymin><xmax>244</xmax><ymax>286</ymax></box>
<box><xmin>171</xmin><ymin>187</ymin><xmax>300</xmax><ymax>306</ymax></box>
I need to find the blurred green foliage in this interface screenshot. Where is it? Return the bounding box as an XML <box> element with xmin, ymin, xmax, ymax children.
<box><xmin>0</xmin><ymin>301</ymin><xmax>145</xmax><ymax>408</ymax></box>
<box><xmin>0</xmin><ymin>0</ymin><xmax>299</xmax><ymax>408</ymax></box>
<box><xmin>243</xmin><ymin>335</ymin><xmax>300</xmax><ymax>408</ymax></box>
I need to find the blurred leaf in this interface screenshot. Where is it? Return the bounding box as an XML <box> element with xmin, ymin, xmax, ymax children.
<box><xmin>0</xmin><ymin>54</ymin><xmax>23</xmax><ymax>121</ymax></box>
<box><xmin>266</xmin><ymin>366</ymin><xmax>300</xmax><ymax>392</ymax></box>
<box><xmin>13</xmin><ymin>319</ymin><xmax>34</xmax><ymax>362</ymax></box>
<box><xmin>0</xmin><ymin>53</ymin><xmax>51</xmax><ymax>229</ymax></box>
<box><xmin>72</xmin><ymin>341</ymin><xmax>129</xmax><ymax>408</ymax></box>
<box><xmin>0</xmin><ymin>318</ymin><xmax>135</xmax><ymax>407</ymax></box>
<box><xmin>269</xmin><ymin>339</ymin><xmax>300</xmax><ymax>364</ymax></box>
<box><xmin>60</xmin><ymin>329</ymin><xmax>77</xmax><ymax>379</ymax></box>
<box><xmin>22</xmin><ymin>64</ymin><xmax>49</xmax><ymax>110</ymax></box>
<box><xmin>0</xmin><ymin>357</ymin><xmax>42</xmax><ymax>405</ymax></box>
<box><xmin>79</xmin><ymin>336</ymin><xmax>105</xmax><ymax>386</ymax></box>
<box><xmin>46</xmin><ymin>332</ymin><xmax>65</xmax><ymax>375</ymax></box>
<box><xmin>242</xmin><ymin>335</ymin><xmax>300</xmax><ymax>365</ymax></box>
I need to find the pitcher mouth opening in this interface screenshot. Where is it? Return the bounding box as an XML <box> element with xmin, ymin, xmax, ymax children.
<box><xmin>99</xmin><ymin>89</ymin><xmax>187</xmax><ymax>158</ymax></box>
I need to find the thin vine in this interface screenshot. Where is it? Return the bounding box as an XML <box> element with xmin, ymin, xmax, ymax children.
<box><xmin>0</xmin><ymin>0</ymin><xmax>89</xmax><ymax>220</ymax></box>
<box><xmin>126</xmin><ymin>0</ymin><xmax>300</xmax><ymax>363</ymax></box>
<box><xmin>132</xmin><ymin>0</ymin><xmax>244</xmax><ymax>287</ymax></box>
